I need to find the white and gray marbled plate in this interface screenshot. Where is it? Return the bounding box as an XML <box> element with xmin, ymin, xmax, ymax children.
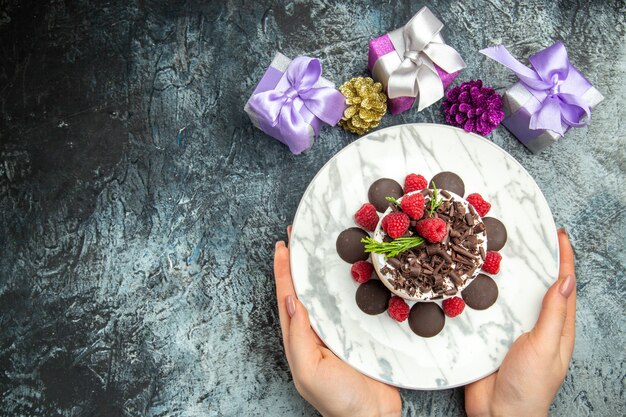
<box><xmin>290</xmin><ymin>123</ymin><xmax>559</xmax><ymax>390</ymax></box>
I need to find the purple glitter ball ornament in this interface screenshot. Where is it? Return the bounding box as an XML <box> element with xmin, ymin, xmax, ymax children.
<box><xmin>442</xmin><ymin>80</ymin><xmax>505</xmax><ymax>136</ymax></box>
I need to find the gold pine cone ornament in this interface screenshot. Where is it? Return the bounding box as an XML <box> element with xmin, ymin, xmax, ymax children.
<box><xmin>338</xmin><ymin>77</ymin><xmax>387</xmax><ymax>135</ymax></box>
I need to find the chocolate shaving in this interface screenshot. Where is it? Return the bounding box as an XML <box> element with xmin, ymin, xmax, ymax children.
<box><xmin>455</xmin><ymin>256</ymin><xmax>477</xmax><ymax>267</ymax></box>
<box><xmin>409</xmin><ymin>266</ymin><xmax>421</xmax><ymax>277</ymax></box>
<box><xmin>451</xmin><ymin>244</ymin><xmax>477</xmax><ymax>259</ymax></box>
<box><xmin>448</xmin><ymin>270</ymin><xmax>463</xmax><ymax>287</ymax></box>
<box><xmin>388</xmin><ymin>258</ymin><xmax>401</xmax><ymax>269</ymax></box>
<box><xmin>466</xmin><ymin>266</ymin><xmax>477</xmax><ymax>278</ymax></box>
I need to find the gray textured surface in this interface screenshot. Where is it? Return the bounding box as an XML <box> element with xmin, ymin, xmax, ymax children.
<box><xmin>0</xmin><ymin>0</ymin><xmax>624</xmax><ymax>416</ymax></box>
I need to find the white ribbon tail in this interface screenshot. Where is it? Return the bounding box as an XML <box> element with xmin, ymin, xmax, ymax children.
<box><xmin>422</xmin><ymin>42</ymin><xmax>466</xmax><ymax>73</ymax></box>
<box><xmin>415</xmin><ymin>64</ymin><xmax>444</xmax><ymax>111</ymax></box>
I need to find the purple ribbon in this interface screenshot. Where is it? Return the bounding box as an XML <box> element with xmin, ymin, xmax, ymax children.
<box><xmin>480</xmin><ymin>42</ymin><xmax>592</xmax><ymax>136</ymax></box>
<box><xmin>248</xmin><ymin>57</ymin><xmax>345</xmax><ymax>154</ymax></box>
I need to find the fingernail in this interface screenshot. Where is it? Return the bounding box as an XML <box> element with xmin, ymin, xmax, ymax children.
<box><xmin>286</xmin><ymin>295</ymin><xmax>296</xmax><ymax>317</ymax></box>
<box><xmin>275</xmin><ymin>241</ymin><xmax>285</xmax><ymax>249</ymax></box>
<box><xmin>557</xmin><ymin>227</ymin><xmax>568</xmax><ymax>237</ymax></box>
<box><xmin>559</xmin><ymin>275</ymin><xmax>575</xmax><ymax>298</ymax></box>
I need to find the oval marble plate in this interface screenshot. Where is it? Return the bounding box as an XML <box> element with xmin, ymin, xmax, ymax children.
<box><xmin>290</xmin><ymin>123</ymin><xmax>559</xmax><ymax>390</ymax></box>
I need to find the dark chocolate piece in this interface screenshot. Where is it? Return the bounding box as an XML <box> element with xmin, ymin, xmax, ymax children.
<box><xmin>462</xmin><ymin>274</ymin><xmax>499</xmax><ymax>310</ymax></box>
<box><xmin>451</xmin><ymin>244</ymin><xmax>477</xmax><ymax>259</ymax></box>
<box><xmin>408</xmin><ymin>302</ymin><xmax>445</xmax><ymax>337</ymax></box>
<box><xmin>429</xmin><ymin>171</ymin><xmax>465</xmax><ymax>197</ymax></box>
<box><xmin>387</xmin><ymin>258</ymin><xmax>401</xmax><ymax>269</ymax></box>
<box><xmin>336</xmin><ymin>228</ymin><xmax>369</xmax><ymax>263</ymax></box>
<box><xmin>448</xmin><ymin>270</ymin><xmax>463</xmax><ymax>287</ymax></box>
<box><xmin>483</xmin><ymin>217</ymin><xmax>508</xmax><ymax>251</ymax></box>
<box><xmin>368</xmin><ymin>178</ymin><xmax>403</xmax><ymax>212</ymax></box>
<box><xmin>355</xmin><ymin>280</ymin><xmax>391</xmax><ymax>315</ymax></box>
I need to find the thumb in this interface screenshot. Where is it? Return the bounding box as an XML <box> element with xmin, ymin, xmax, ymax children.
<box><xmin>286</xmin><ymin>295</ymin><xmax>323</xmax><ymax>373</ymax></box>
<box><xmin>465</xmin><ymin>372</ymin><xmax>497</xmax><ymax>415</ymax></box>
<box><xmin>531</xmin><ymin>274</ymin><xmax>575</xmax><ymax>349</ymax></box>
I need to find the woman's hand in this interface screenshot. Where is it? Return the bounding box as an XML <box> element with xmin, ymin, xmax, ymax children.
<box><xmin>273</xmin><ymin>227</ymin><xmax>401</xmax><ymax>417</ymax></box>
<box><xmin>465</xmin><ymin>228</ymin><xmax>576</xmax><ymax>417</ymax></box>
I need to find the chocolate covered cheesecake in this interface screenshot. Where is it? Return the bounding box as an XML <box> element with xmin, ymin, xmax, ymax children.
<box><xmin>372</xmin><ymin>189</ymin><xmax>487</xmax><ymax>301</ymax></box>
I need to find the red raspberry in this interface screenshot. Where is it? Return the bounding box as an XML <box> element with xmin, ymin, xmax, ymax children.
<box><xmin>466</xmin><ymin>193</ymin><xmax>491</xmax><ymax>217</ymax></box>
<box><xmin>382</xmin><ymin>212</ymin><xmax>410</xmax><ymax>239</ymax></box>
<box><xmin>388</xmin><ymin>296</ymin><xmax>410</xmax><ymax>322</ymax></box>
<box><xmin>442</xmin><ymin>297</ymin><xmax>465</xmax><ymax>317</ymax></box>
<box><xmin>351</xmin><ymin>261</ymin><xmax>374</xmax><ymax>283</ymax></box>
<box><xmin>482</xmin><ymin>251</ymin><xmax>502</xmax><ymax>274</ymax></box>
<box><xmin>404</xmin><ymin>174</ymin><xmax>428</xmax><ymax>193</ymax></box>
<box><xmin>415</xmin><ymin>218</ymin><xmax>447</xmax><ymax>243</ymax></box>
<box><xmin>354</xmin><ymin>203</ymin><xmax>379</xmax><ymax>231</ymax></box>
<box><xmin>400</xmin><ymin>193</ymin><xmax>425</xmax><ymax>220</ymax></box>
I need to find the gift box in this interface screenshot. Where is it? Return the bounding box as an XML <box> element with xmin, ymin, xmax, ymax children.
<box><xmin>481</xmin><ymin>42</ymin><xmax>604</xmax><ymax>154</ymax></box>
<box><xmin>368</xmin><ymin>6</ymin><xmax>466</xmax><ymax>115</ymax></box>
<box><xmin>244</xmin><ymin>52</ymin><xmax>346</xmax><ymax>154</ymax></box>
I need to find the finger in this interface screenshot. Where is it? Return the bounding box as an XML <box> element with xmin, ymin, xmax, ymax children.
<box><xmin>464</xmin><ymin>372</ymin><xmax>497</xmax><ymax>415</ymax></box>
<box><xmin>286</xmin><ymin>295</ymin><xmax>323</xmax><ymax>373</ymax></box>
<box><xmin>557</xmin><ymin>229</ymin><xmax>576</xmax><ymax>362</ymax></box>
<box><xmin>557</xmin><ymin>228</ymin><xmax>575</xmax><ymax>279</ymax></box>
<box><xmin>531</xmin><ymin>230</ymin><xmax>576</xmax><ymax>350</ymax></box>
<box><xmin>310</xmin><ymin>326</ymin><xmax>326</xmax><ymax>347</ymax></box>
<box><xmin>274</xmin><ymin>241</ymin><xmax>296</xmax><ymax>354</ymax></box>
<box><xmin>287</xmin><ymin>225</ymin><xmax>292</xmax><ymax>243</ymax></box>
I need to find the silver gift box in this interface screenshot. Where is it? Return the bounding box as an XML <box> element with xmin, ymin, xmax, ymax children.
<box><xmin>502</xmin><ymin>82</ymin><xmax>604</xmax><ymax>154</ymax></box>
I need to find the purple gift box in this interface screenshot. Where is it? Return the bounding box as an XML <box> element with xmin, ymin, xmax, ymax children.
<box><xmin>244</xmin><ymin>53</ymin><xmax>346</xmax><ymax>154</ymax></box>
<box><xmin>481</xmin><ymin>42</ymin><xmax>604</xmax><ymax>154</ymax></box>
<box><xmin>368</xmin><ymin>7</ymin><xmax>466</xmax><ymax>115</ymax></box>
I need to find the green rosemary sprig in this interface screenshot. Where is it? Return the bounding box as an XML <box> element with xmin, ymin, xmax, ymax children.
<box><xmin>429</xmin><ymin>181</ymin><xmax>443</xmax><ymax>216</ymax></box>
<box><xmin>361</xmin><ymin>236</ymin><xmax>425</xmax><ymax>259</ymax></box>
<box><xmin>385</xmin><ymin>196</ymin><xmax>400</xmax><ymax>207</ymax></box>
